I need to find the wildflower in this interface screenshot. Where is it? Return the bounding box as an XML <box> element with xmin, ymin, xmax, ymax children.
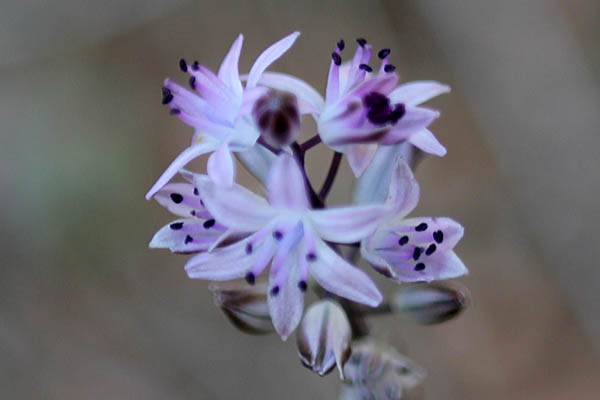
<box><xmin>361</xmin><ymin>158</ymin><xmax>467</xmax><ymax>282</ymax></box>
<box><xmin>185</xmin><ymin>152</ymin><xmax>385</xmax><ymax>339</ymax></box>
<box><xmin>392</xmin><ymin>283</ymin><xmax>470</xmax><ymax>325</ymax></box>
<box><xmin>210</xmin><ymin>281</ymin><xmax>273</xmax><ymax>334</ymax></box>
<box><xmin>145</xmin><ymin>31</ymin><xmax>300</xmax><ymax>199</ymax></box>
<box><xmin>341</xmin><ymin>340</ymin><xmax>426</xmax><ymax>400</ymax></box>
<box><xmin>297</xmin><ymin>300</ymin><xmax>352</xmax><ymax>379</ymax></box>
<box><xmin>254</xmin><ymin>38</ymin><xmax>449</xmax><ymax>177</ymax></box>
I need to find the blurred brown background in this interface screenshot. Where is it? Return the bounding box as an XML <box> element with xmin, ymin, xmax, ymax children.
<box><xmin>2</xmin><ymin>0</ymin><xmax>600</xmax><ymax>399</ymax></box>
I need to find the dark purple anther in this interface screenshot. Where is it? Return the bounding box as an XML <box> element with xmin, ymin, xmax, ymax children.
<box><xmin>245</xmin><ymin>243</ymin><xmax>253</xmax><ymax>254</ymax></box>
<box><xmin>189</xmin><ymin>76</ymin><xmax>196</xmax><ymax>90</ymax></box>
<box><xmin>162</xmin><ymin>93</ymin><xmax>174</xmax><ymax>105</ymax></box>
<box><xmin>245</xmin><ymin>272</ymin><xmax>255</xmax><ymax>285</ymax></box>
<box><xmin>425</xmin><ymin>244</ymin><xmax>437</xmax><ymax>256</ymax></box>
<box><xmin>378</xmin><ymin>48</ymin><xmax>391</xmax><ymax>59</ymax></box>
<box><xmin>356</xmin><ymin>38</ymin><xmax>367</xmax><ymax>47</ymax></box>
<box><xmin>170</xmin><ymin>193</ymin><xmax>183</xmax><ymax>203</ymax></box>
<box><xmin>170</xmin><ymin>222</ymin><xmax>183</xmax><ymax>230</ymax></box>
<box><xmin>270</xmin><ymin>286</ymin><xmax>280</xmax><ymax>296</ymax></box>
<box><xmin>384</xmin><ymin>64</ymin><xmax>396</xmax><ymax>73</ymax></box>
<box><xmin>179</xmin><ymin>58</ymin><xmax>187</xmax><ymax>72</ymax></box>
<box><xmin>298</xmin><ymin>281</ymin><xmax>308</xmax><ymax>292</ymax></box>
<box><xmin>203</xmin><ymin>219</ymin><xmax>216</xmax><ymax>229</ymax></box>
<box><xmin>184</xmin><ymin>235</ymin><xmax>193</xmax><ymax>244</ymax></box>
<box><xmin>399</xmin><ymin>235</ymin><xmax>409</xmax><ymax>246</ymax></box>
<box><xmin>359</xmin><ymin>64</ymin><xmax>373</xmax><ymax>72</ymax></box>
<box><xmin>331</xmin><ymin>52</ymin><xmax>342</xmax><ymax>66</ymax></box>
<box><xmin>413</xmin><ymin>247</ymin><xmax>423</xmax><ymax>261</ymax></box>
<box><xmin>433</xmin><ymin>230</ymin><xmax>444</xmax><ymax>244</ymax></box>
<box><xmin>192</xmin><ymin>61</ymin><xmax>199</xmax><ymax>71</ymax></box>
<box><xmin>414</xmin><ymin>263</ymin><xmax>426</xmax><ymax>271</ymax></box>
<box><xmin>170</xmin><ymin>108</ymin><xmax>181</xmax><ymax>115</ymax></box>
<box><xmin>415</xmin><ymin>222</ymin><xmax>428</xmax><ymax>232</ymax></box>
<box><xmin>337</xmin><ymin>39</ymin><xmax>345</xmax><ymax>51</ymax></box>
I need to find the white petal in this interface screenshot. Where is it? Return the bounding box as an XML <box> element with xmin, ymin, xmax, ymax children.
<box><xmin>247</xmin><ymin>31</ymin><xmax>300</xmax><ymax>88</ymax></box>
<box><xmin>184</xmin><ymin>236</ymin><xmax>255</xmax><ymax>280</ymax></box>
<box><xmin>254</xmin><ymin>71</ymin><xmax>324</xmax><ymax>114</ymax></box>
<box><xmin>385</xmin><ymin>157</ymin><xmax>420</xmax><ymax>217</ymax></box>
<box><xmin>408</xmin><ymin>129</ymin><xmax>446</xmax><ymax>156</ymax></box>
<box><xmin>217</xmin><ymin>34</ymin><xmax>244</xmax><ymax>98</ymax></box>
<box><xmin>268</xmin><ymin>252</ymin><xmax>304</xmax><ymax>340</ymax></box>
<box><xmin>344</xmin><ymin>143</ymin><xmax>378</xmax><ymax>178</ymax></box>
<box><xmin>310</xmin><ymin>238</ymin><xmax>382</xmax><ymax>307</ymax></box>
<box><xmin>388</xmin><ymin>81</ymin><xmax>451</xmax><ymax>106</ymax></box>
<box><xmin>153</xmin><ymin>182</ymin><xmax>208</xmax><ymax>218</ymax></box>
<box><xmin>145</xmin><ymin>140</ymin><xmax>219</xmax><ymax>200</ymax></box>
<box><xmin>235</xmin><ymin>143</ymin><xmax>277</xmax><ymax>185</ymax></box>
<box><xmin>207</xmin><ymin>142</ymin><xmax>235</xmax><ymax>187</ymax></box>
<box><xmin>308</xmin><ymin>204</ymin><xmax>387</xmax><ymax>243</ymax></box>
<box><xmin>196</xmin><ymin>177</ymin><xmax>276</xmax><ymax>232</ymax></box>
<box><xmin>267</xmin><ymin>153</ymin><xmax>310</xmax><ymax>210</ymax></box>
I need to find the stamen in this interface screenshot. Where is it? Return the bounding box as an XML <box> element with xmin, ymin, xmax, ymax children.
<box><xmin>170</xmin><ymin>222</ymin><xmax>183</xmax><ymax>230</ymax></box>
<box><xmin>191</xmin><ymin>61</ymin><xmax>199</xmax><ymax>71</ymax></box>
<box><xmin>162</xmin><ymin>93</ymin><xmax>174</xmax><ymax>105</ymax></box>
<box><xmin>273</xmin><ymin>231</ymin><xmax>283</xmax><ymax>241</ymax></box>
<box><xmin>170</xmin><ymin>193</ymin><xmax>184</xmax><ymax>203</ymax></box>
<box><xmin>203</xmin><ymin>219</ymin><xmax>216</xmax><ymax>229</ymax></box>
<box><xmin>413</xmin><ymin>247</ymin><xmax>423</xmax><ymax>261</ymax></box>
<box><xmin>190</xmin><ymin>210</ymin><xmax>196</xmax><ymax>216</ymax></box>
<box><xmin>378</xmin><ymin>48</ymin><xmax>391</xmax><ymax>59</ymax></box>
<box><xmin>245</xmin><ymin>243</ymin><xmax>253</xmax><ymax>254</ymax></box>
<box><xmin>388</xmin><ymin>103</ymin><xmax>405</xmax><ymax>124</ymax></box>
<box><xmin>245</xmin><ymin>272</ymin><xmax>255</xmax><ymax>285</ymax></box>
<box><xmin>193</xmin><ymin>188</ymin><xmax>199</xmax><ymax>196</ymax></box>
<box><xmin>270</xmin><ymin>286</ymin><xmax>280</xmax><ymax>296</ymax></box>
<box><xmin>356</xmin><ymin>38</ymin><xmax>367</xmax><ymax>47</ymax></box>
<box><xmin>179</xmin><ymin>58</ymin><xmax>187</xmax><ymax>72</ymax></box>
<box><xmin>359</xmin><ymin>64</ymin><xmax>373</xmax><ymax>72</ymax></box>
<box><xmin>337</xmin><ymin>39</ymin><xmax>345</xmax><ymax>51</ymax></box>
<box><xmin>189</xmin><ymin>76</ymin><xmax>196</xmax><ymax>90</ymax></box>
<box><xmin>415</xmin><ymin>222</ymin><xmax>428</xmax><ymax>232</ymax></box>
<box><xmin>399</xmin><ymin>235</ymin><xmax>409</xmax><ymax>246</ymax></box>
<box><xmin>425</xmin><ymin>244</ymin><xmax>437</xmax><ymax>256</ymax></box>
<box><xmin>298</xmin><ymin>281</ymin><xmax>308</xmax><ymax>292</ymax></box>
<box><xmin>433</xmin><ymin>230</ymin><xmax>444</xmax><ymax>244</ymax></box>
<box><xmin>414</xmin><ymin>262</ymin><xmax>426</xmax><ymax>271</ymax></box>
<box><xmin>331</xmin><ymin>52</ymin><xmax>342</xmax><ymax>66</ymax></box>
<box><xmin>384</xmin><ymin>64</ymin><xmax>396</xmax><ymax>73</ymax></box>
<box><xmin>184</xmin><ymin>235</ymin><xmax>193</xmax><ymax>244</ymax></box>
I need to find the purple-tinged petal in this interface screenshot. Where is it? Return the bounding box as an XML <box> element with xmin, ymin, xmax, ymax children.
<box><xmin>191</xmin><ymin>66</ymin><xmax>240</xmax><ymax>118</ymax></box>
<box><xmin>149</xmin><ymin>218</ymin><xmax>224</xmax><ymax>253</ymax></box>
<box><xmin>326</xmin><ymin>50</ymin><xmax>341</xmax><ymax>105</ymax></box>
<box><xmin>308</xmin><ymin>204</ymin><xmax>387</xmax><ymax>243</ymax></box>
<box><xmin>378</xmin><ymin>106</ymin><xmax>440</xmax><ymax>145</ymax></box>
<box><xmin>385</xmin><ymin>157</ymin><xmax>420</xmax><ymax>217</ymax></box>
<box><xmin>153</xmin><ymin>182</ymin><xmax>210</xmax><ymax>219</ymax></box>
<box><xmin>388</xmin><ymin>81</ymin><xmax>450</xmax><ymax>106</ymax></box>
<box><xmin>239</xmin><ymin>85</ymin><xmax>270</xmax><ymax>116</ymax></box>
<box><xmin>408</xmin><ymin>128</ymin><xmax>446</xmax><ymax>156</ymax></box>
<box><xmin>207</xmin><ymin>142</ymin><xmax>235</xmax><ymax>187</ymax></box>
<box><xmin>344</xmin><ymin>69</ymin><xmax>398</xmax><ymax>100</ymax></box>
<box><xmin>267</xmin><ymin>153</ymin><xmax>310</xmax><ymax>210</ymax></box>
<box><xmin>196</xmin><ymin>177</ymin><xmax>276</xmax><ymax>232</ymax></box>
<box><xmin>344</xmin><ymin>143</ymin><xmax>378</xmax><ymax>178</ymax></box>
<box><xmin>353</xmin><ymin>142</ymin><xmax>417</xmax><ymax>204</ymax></box>
<box><xmin>185</xmin><ymin>235</ymin><xmax>256</xmax><ymax>280</ymax></box>
<box><xmin>310</xmin><ymin>238</ymin><xmax>382</xmax><ymax>307</ymax></box>
<box><xmin>217</xmin><ymin>34</ymin><xmax>244</xmax><ymax>98</ymax></box>
<box><xmin>392</xmin><ymin>250</ymin><xmax>467</xmax><ymax>283</ymax></box>
<box><xmin>247</xmin><ymin>31</ymin><xmax>300</xmax><ymax>88</ymax></box>
<box><xmin>297</xmin><ymin>300</ymin><xmax>352</xmax><ymax>379</ymax></box>
<box><xmin>268</xmin><ymin>250</ymin><xmax>304</xmax><ymax>340</ymax></box>
<box><xmin>344</xmin><ymin>44</ymin><xmax>372</xmax><ymax>93</ymax></box>
<box><xmin>235</xmin><ymin>143</ymin><xmax>277</xmax><ymax>184</ymax></box>
<box><xmin>397</xmin><ymin>217</ymin><xmax>463</xmax><ymax>252</ymax></box>
<box><xmin>145</xmin><ymin>140</ymin><xmax>219</xmax><ymax>200</ymax></box>
<box><xmin>253</xmin><ymin>71</ymin><xmax>324</xmax><ymax>114</ymax></box>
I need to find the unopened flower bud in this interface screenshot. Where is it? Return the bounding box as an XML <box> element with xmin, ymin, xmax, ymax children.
<box><xmin>209</xmin><ymin>281</ymin><xmax>273</xmax><ymax>335</ymax></box>
<box><xmin>297</xmin><ymin>300</ymin><xmax>352</xmax><ymax>379</ymax></box>
<box><xmin>392</xmin><ymin>283</ymin><xmax>470</xmax><ymax>325</ymax></box>
<box><xmin>341</xmin><ymin>340</ymin><xmax>426</xmax><ymax>400</ymax></box>
<box><xmin>253</xmin><ymin>90</ymin><xmax>300</xmax><ymax>148</ymax></box>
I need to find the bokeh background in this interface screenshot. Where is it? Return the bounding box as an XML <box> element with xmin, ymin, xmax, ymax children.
<box><xmin>2</xmin><ymin>0</ymin><xmax>600</xmax><ymax>398</ymax></box>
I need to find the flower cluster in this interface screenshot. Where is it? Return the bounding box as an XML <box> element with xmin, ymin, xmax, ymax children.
<box><xmin>147</xmin><ymin>32</ymin><xmax>469</xmax><ymax>393</ymax></box>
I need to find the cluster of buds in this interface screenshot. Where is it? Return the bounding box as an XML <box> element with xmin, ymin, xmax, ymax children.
<box><xmin>147</xmin><ymin>31</ymin><xmax>470</xmax><ymax>397</ymax></box>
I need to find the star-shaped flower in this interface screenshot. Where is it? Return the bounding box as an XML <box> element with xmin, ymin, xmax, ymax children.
<box><xmin>360</xmin><ymin>158</ymin><xmax>467</xmax><ymax>282</ymax></box>
<box><xmin>253</xmin><ymin>38</ymin><xmax>449</xmax><ymax>177</ymax></box>
<box><xmin>145</xmin><ymin>31</ymin><xmax>300</xmax><ymax>199</ymax></box>
<box><xmin>185</xmin><ymin>153</ymin><xmax>386</xmax><ymax>339</ymax></box>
